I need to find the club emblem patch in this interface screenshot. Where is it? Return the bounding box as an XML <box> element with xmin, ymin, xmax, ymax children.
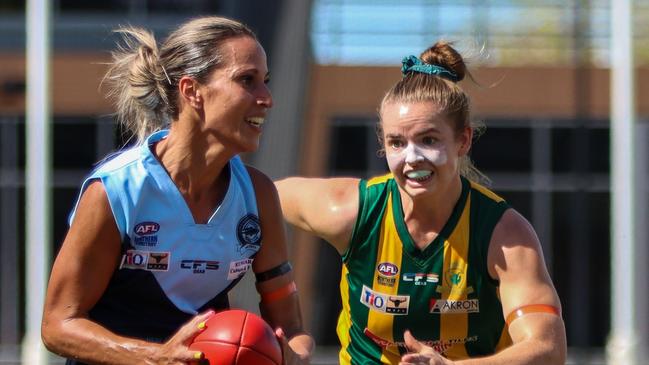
<box><xmin>237</xmin><ymin>214</ymin><xmax>262</xmax><ymax>254</ymax></box>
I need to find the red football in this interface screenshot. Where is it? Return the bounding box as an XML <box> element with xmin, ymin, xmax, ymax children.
<box><xmin>189</xmin><ymin>309</ymin><xmax>283</xmax><ymax>365</ymax></box>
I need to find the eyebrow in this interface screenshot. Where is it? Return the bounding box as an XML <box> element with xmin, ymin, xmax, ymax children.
<box><xmin>234</xmin><ymin>67</ymin><xmax>270</xmax><ymax>79</ymax></box>
<box><xmin>385</xmin><ymin>127</ymin><xmax>440</xmax><ymax>139</ymax></box>
<box><xmin>413</xmin><ymin>127</ymin><xmax>441</xmax><ymax>137</ymax></box>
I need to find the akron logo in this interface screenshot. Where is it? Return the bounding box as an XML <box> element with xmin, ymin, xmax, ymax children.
<box><xmin>237</xmin><ymin>214</ymin><xmax>262</xmax><ymax>255</ymax></box>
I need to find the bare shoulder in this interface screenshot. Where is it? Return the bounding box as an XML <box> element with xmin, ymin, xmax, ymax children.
<box><xmin>245</xmin><ymin>165</ymin><xmax>276</xmax><ymax>196</ymax></box>
<box><xmin>488</xmin><ymin>208</ymin><xmax>560</xmax><ymax>310</ymax></box>
<box><xmin>81</xmin><ymin>179</ymin><xmax>108</xmax><ymax>204</ymax></box>
<box><xmin>488</xmin><ymin>209</ymin><xmax>545</xmax><ymax>273</ymax></box>
<box><xmin>71</xmin><ymin>179</ymin><xmax>116</xmax><ymax>230</ymax></box>
<box><xmin>64</xmin><ymin>179</ymin><xmax>122</xmax><ymax>258</ymax></box>
<box><xmin>244</xmin><ymin>166</ymin><xmax>284</xmax><ymax>242</ymax></box>
<box><xmin>245</xmin><ymin>165</ymin><xmax>285</xmax><ymax>215</ymax></box>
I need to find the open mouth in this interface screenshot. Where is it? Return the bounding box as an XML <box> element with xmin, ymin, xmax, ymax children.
<box><xmin>246</xmin><ymin>117</ymin><xmax>265</xmax><ymax>128</ymax></box>
<box><xmin>405</xmin><ymin>170</ymin><xmax>433</xmax><ymax>183</ymax></box>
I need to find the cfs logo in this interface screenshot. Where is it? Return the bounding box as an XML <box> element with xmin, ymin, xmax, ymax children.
<box><xmin>120</xmin><ymin>250</ymin><xmax>169</xmax><ymax>271</ymax></box>
<box><xmin>403</xmin><ymin>273</ymin><xmax>439</xmax><ymax>286</ymax></box>
<box><xmin>360</xmin><ymin>285</ymin><xmax>409</xmax><ymax>315</ymax></box>
<box><xmin>181</xmin><ymin>260</ymin><xmax>220</xmax><ymax>274</ymax></box>
<box><xmin>134</xmin><ymin>222</ymin><xmax>160</xmax><ymax>236</ymax></box>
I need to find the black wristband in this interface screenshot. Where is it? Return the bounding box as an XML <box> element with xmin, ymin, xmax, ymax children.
<box><xmin>255</xmin><ymin>261</ymin><xmax>292</xmax><ymax>282</ymax></box>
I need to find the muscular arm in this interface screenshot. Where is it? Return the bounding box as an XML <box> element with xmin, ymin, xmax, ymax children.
<box><xmin>454</xmin><ymin>209</ymin><xmax>566</xmax><ymax>365</ymax></box>
<box><xmin>41</xmin><ymin>181</ymin><xmax>206</xmax><ymax>365</ymax></box>
<box><xmin>247</xmin><ymin>168</ymin><xmax>315</xmax><ymax>360</ymax></box>
<box><xmin>402</xmin><ymin>209</ymin><xmax>566</xmax><ymax>365</ymax></box>
<box><xmin>274</xmin><ymin>177</ymin><xmax>360</xmax><ymax>254</ymax></box>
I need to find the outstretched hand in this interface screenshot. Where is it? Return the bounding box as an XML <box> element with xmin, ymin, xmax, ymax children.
<box><xmin>399</xmin><ymin>330</ymin><xmax>453</xmax><ymax>365</ymax></box>
<box><xmin>275</xmin><ymin>327</ymin><xmax>311</xmax><ymax>365</ymax></box>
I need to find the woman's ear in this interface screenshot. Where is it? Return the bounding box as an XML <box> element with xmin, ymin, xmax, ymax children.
<box><xmin>458</xmin><ymin>126</ymin><xmax>473</xmax><ymax>156</ymax></box>
<box><xmin>178</xmin><ymin>76</ymin><xmax>203</xmax><ymax>109</ymax></box>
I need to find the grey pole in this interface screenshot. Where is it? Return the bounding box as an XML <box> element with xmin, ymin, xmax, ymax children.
<box><xmin>607</xmin><ymin>0</ymin><xmax>638</xmax><ymax>364</ymax></box>
<box><xmin>23</xmin><ymin>0</ymin><xmax>52</xmax><ymax>364</ymax></box>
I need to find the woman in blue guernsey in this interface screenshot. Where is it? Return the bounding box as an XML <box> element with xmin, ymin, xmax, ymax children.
<box><xmin>276</xmin><ymin>42</ymin><xmax>566</xmax><ymax>365</ymax></box>
<box><xmin>41</xmin><ymin>16</ymin><xmax>313</xmax><ymax>365</ymax></box>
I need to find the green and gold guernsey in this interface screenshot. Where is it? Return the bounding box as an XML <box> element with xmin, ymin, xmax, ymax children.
<box><xmin>337</xmin><ymin>174</ymin><xmax>513</xmax><ymax>364</ymax></box>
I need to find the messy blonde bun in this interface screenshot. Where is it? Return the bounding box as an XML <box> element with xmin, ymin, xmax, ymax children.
<box><xmin>379</xmin><ymin>41</ymin><xmax>489</xmax><ymax>184</ymax></box>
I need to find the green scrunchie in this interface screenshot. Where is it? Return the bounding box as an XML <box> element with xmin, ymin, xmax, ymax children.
<box><xmin>401</xmin><ymin>55</ymin><xmax>459</xmax><ymax>82</ymax></box>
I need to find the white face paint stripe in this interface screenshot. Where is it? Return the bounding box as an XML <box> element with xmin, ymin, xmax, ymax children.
<box><xmin>385</xmin><ymin>142</ymin><xmax>448</xmax><ymax>174</ymax></box>
<box><xmin>423</xmin><ymin>145</ymin><xmax>447</xmax><ymax>166</ymax></box>
<box><xmin>404</xmin><ymin>144</ymin><xmax>427</xmax><ymax>164</ymax></box>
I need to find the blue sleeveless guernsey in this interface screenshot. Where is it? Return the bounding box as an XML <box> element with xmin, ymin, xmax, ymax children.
<box><xmin>67</xmin><ymin>130</ymin><xmax>261</xmax><ymax>345</ymax></box>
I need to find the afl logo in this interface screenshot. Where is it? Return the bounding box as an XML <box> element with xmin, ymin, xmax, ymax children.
<box><xmin>237</xmin><ymin>214</ymin><xmax>262</xmax><ymax>252</ymax></box>
<box><xmin>377</xmin><ymin>262</ymin><xmax>399</xmax><ymax>277</ymax></box>
<box><xmin>134</xmin><ymin>222</ymin><xmax>159</xmax><ymax>236</ymax></box>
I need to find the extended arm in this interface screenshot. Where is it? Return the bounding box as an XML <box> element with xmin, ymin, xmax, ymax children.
<box><xmin>41</xmin><ymin>181</ymin><xmax>210</xmax><ymax>365</ymax></box>
<box><xmin>274</xmin><ymin>176</ymin><xmax>360</xmax><ymax>254</ymax></box>
<box><xmin>401</xmin><ymin>209</ymin><xmax>566</xmax><ymax>365</ymax></box>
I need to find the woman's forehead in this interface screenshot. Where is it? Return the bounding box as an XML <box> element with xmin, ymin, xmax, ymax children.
<box><xmin>382</xmin><ymin>102</ymin><xmax>444</xmax><ymax>122</ymax></box>
<box><xmin>382</xmin><ymin>121</ymin><xmax>445</xmax><ymax>137</ymax></box>
<box><xmin>381</xmin><ymin>102</ymin><xmax>450</xmax><ymax>134</ymax></box>
<box><xmin>221</xmin><ymin>37</ymin><xmax>267</xmax><ymax>71</ymax></box>
<box><xmin>383</xmin><ymin>100</ymin><xmax>441</xmax><ymax>114</ymax></box>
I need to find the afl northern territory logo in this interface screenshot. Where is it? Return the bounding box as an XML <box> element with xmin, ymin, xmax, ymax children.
<box><xmin>237</xmin><ymin>214</ymin><xmax>262</xmax><ymax>254</ymax></box>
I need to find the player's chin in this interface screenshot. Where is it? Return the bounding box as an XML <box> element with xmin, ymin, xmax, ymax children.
<box><xmin>235</xmin><ymin>137</ymin><xmax>261</xmax><ymax>154</ymax></box>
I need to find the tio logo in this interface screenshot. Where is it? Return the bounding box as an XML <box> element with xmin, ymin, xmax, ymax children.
<box><xmin>361</xmin><ymin>287</ymin><xmax>385</xmax><ymax>309</ymax></box>
<box><xmin>120</xmin><ymin>250</ymin><xmax>169</xmax><ymax>271</ymax></box>
<box><xmin>123</xmin><ymin>251</ymin><xmax>146</xmax><ymax>267</ymax></box>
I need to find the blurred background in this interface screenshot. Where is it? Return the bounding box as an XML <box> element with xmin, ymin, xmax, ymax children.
<box><xmin>1</xmin><ymin>0</ymin><xmax>648</xmax><ymax>364</ymax></box>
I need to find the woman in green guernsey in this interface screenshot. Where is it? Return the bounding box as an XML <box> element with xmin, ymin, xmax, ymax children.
<box><xmin>275</xmin><ymin>41</ymin><xmax>566</xmax><ymax>365</ymax></box>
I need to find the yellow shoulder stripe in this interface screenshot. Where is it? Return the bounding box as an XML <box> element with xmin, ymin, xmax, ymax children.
<box><xmin>469</xmin><ymin>181</ymin><xmax>505</xmax><ymax>202</ymax></box>
<box><xmin>366</xmin><ymin>173</ymin><xmax>393</xmax><ymax>187</ymax></box>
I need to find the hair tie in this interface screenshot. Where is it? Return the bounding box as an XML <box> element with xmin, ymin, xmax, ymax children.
<box><xmin>401</xmin><ymin>55</ymin><xmax>459</xmax><ymax>82</ymax></box>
